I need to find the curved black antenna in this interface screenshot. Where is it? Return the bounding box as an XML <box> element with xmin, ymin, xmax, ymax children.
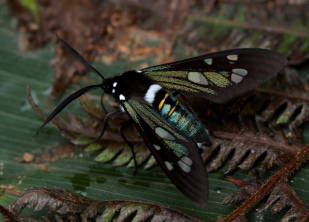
<box><xmin>56</xmin><ymin>34</ymin><xmax>105</xmax><ymax>80</ymax></box>
<box><xmin>37</xmin><ymin>84</ymin><xmax>102</xmax><ymax>134</ymax></box>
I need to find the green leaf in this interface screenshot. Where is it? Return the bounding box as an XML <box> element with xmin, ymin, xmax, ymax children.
<box><xmin>19</xmin><ymin>0</ymin><xmax>40</xmax><ymax>23</ymax></box>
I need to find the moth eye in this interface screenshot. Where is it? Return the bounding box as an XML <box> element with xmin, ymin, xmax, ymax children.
<box><xmin>164</xmin><ymin>161</ymin><xmax>174</xmax><ymax>171</ymax></box>
<box><xmin>188</xmin><ymin>72</ymin><xmax>208</xmax><ymax>85</ymax></box>
<box><xmin>204</xmin><ymin>58</ymin><xmax>213</xmax><ymax>65</ymax></box>
<box><xmin>227</xmin><ymin>54</ymin><xmax>238</xmax><ymax>61</ymax></box>
<box><xmin>155</xmin><ymin>127</ymin><xmax>175</xmax><ymax>140</ymax></box>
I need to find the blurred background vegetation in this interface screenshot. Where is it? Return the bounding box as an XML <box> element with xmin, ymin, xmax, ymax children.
<box><xmin>1</xmin><ymin>0</ymin><xmax>309</xmax><ymax>221</ymax></box>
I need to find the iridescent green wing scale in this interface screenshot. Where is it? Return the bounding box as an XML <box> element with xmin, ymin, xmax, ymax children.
<box><xmin>142</xmin><ymin>48</ymin><xmax>287</xmax><ymax>103</ymax></box>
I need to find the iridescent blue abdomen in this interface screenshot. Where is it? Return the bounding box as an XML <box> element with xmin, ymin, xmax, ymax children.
<box><xmin>152</xmin><ymin>89</ymin><xmax>211</xmax><ymax>148</ymax></box>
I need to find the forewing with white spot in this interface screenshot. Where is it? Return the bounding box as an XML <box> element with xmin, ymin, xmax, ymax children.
<box><xmin>142</xmin><ymin>48</ymin><xmax>287</xmax><ymax>103</ymax></box>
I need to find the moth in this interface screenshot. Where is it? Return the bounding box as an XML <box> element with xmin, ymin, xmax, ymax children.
<box><xmin>38</xmin><ymin>37</ymin><xmax>287</xmax><ymax>207</ymax></box>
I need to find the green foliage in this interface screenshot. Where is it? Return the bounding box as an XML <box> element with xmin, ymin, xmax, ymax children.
<box><xmin>19</xmin><ymin>0</ymin><xmax>40</xmax><ymax>23</ymax></box>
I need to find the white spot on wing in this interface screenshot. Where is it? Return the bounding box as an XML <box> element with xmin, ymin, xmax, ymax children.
<box><xmin>165</xmin><ymin>161</ymin><xmax>173</xmax><ymax>171</ymax></box>
<box><xmin>136</xmin><ymin>70</ymin><xmax>142</xmax><ymax>73</ymax></box>
<box><xmin>232</xmin><ymin>68</ymin><xmax>248</xmax><ymax>76</ymax></box>
<box><xmin>144</xmin><ymin>84</ymin><xmax>162</xmax><ymax>104</ymax></box>
<box><xmin>154</xmin><ymin>144</ymin><xmax>161</xmax><ymax>150</ymax></box>
<box><xmin>155</xmin><ymin>127</ymin><xmax>175</xmax><ymax>140</ymax></box>
<box><xmin>182</xmin><ymin>156</ymin><xmax>193</xmax><ymax>165</ymax></box>
<box><xmin>204</xmin><ymin>58</ymin><xmax>213</xmax><ymax>65</ymax></box>
<box><xmin>113</xmin><ymin>82</ymin><xmax>118</xmax><ymax>87</ymax></box>
<box><xmin>231</xmin><ymin>74</ymin><xmax>243</xmax><ymax>83</ymax></box>
<box><xmin>112</xmin><ymin>89</ymin><xmax>115</xmax><ymax>93</ymax></box>
<box><xmin>227</xmin><ymin>54</ymin><xmax>238</xmax><ymax>61</ymax></box>
<box><xmin>188</xmin><ymin>72</ymin><xmax>208</xmax><ymax>85</ymax></box>
<box><xmin>178</xmin><ymin>156</ymin><xmax>193</xmax><ymax>173</ymax></box>
<box><xmin>119</xmin><ymin>94</ymin><xmax>126</xmax><ymax>101</ymax></box>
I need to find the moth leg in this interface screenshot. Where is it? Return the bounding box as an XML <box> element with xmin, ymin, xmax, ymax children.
<box><xmin>119</xmin><ymin>119</ymin><xmax>138</xmax><ymax>175</ymax></box>
<box><xmin>88</xmin><ymin>109</ymin><xmax>124</xmax><ymax>145</ymax></box>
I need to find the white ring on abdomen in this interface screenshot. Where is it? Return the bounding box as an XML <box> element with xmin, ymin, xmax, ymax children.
<box><xmin>144</xmin><ymin>84</ymin><xmax>162</xmax><ymax>104</ymax></box>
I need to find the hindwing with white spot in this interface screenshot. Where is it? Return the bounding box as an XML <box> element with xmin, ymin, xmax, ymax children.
<box><xmin>142</xmin><ymin>48</ymin><xmax>287</xmax><ymax>104</ymax></box>
<box><xmin>120</xmin><ymin>97</ymin><xmax>208</xmax><ymax>206</ymax></box>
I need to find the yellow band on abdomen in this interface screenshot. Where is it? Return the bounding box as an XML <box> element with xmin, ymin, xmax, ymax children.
<box><xmin>158</xmin><ymin>93</ymin><xmax>170</xmax><ymax>110</ymax></box>
<box><xmin>168</xmin><ymin>101</ymin><xmax>179</xmax><ymax>116</ymax></box>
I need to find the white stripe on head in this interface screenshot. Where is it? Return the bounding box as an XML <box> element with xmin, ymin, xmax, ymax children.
<box><xmin>144</xmin><ymin>84</ymin><xmax>162</xmax><ymax>104</ymax></box>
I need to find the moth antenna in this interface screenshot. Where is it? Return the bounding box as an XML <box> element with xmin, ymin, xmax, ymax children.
<box><xmin>56</xmin><ymin>34</ymin><xmax>105</xmax><ymax>80</ymax></box>
<box><xmin>37</xmin><ymin>84</ymin><xmax>101</xmax><ymax>134</ymax></box>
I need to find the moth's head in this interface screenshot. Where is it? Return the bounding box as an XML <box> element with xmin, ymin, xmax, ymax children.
<box><xmin>101</xmin><ymin>78</ymin><xmax>113</xmax><ymax>94</ymax></box>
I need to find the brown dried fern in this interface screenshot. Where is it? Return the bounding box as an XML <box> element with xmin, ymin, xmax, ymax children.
<box><xmin>0</xmin><ymin>187</ymin><xmax>200</xmax><ymax>222</ymax></box>
<box><xmin>184</xmin><ymin>1</ymin><xmax>309</xmax><ymax>65</ymax></box>
<box><xmin>196</xmin><ymin>68</ymin><xmax>309</xmax><ymax>221</ymax></box>
<box><xmin>201</xmin><ymin>68</ymin><xmax>309</xmax><ymax>174</ymax></box>
<box><xmin>220</xmin><ymin>144</ymin><xmax>309</xmax><ymax>222</ymax></box>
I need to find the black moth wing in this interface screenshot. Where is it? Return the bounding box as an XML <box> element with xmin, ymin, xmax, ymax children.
<box><xmin>120</xmin><ymin>97</ymin><xmax>208</xmax><ymax>207</ymax></box>
<box><xmin>142</xmin><ymin>48</ymin><xmax>287</xmax><ymax>103</ymax></box>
